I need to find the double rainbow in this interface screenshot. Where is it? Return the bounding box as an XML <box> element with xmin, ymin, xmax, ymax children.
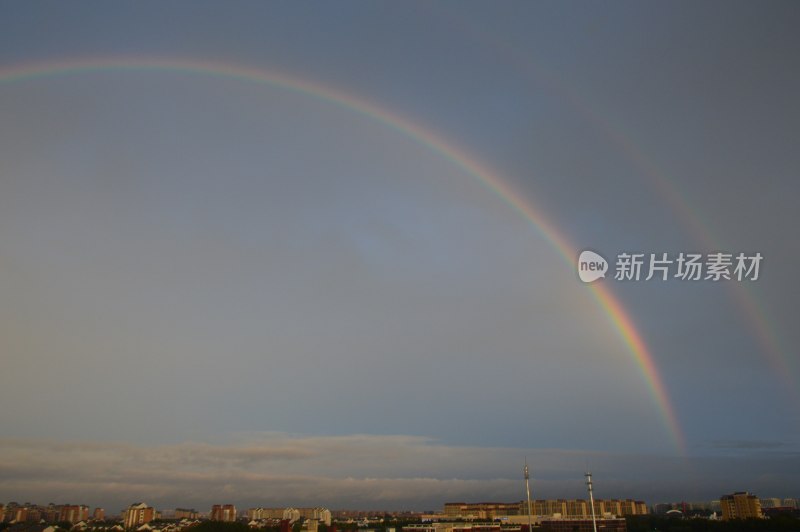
<box><xmin>0</xmin><ymin>57</ymin><xmax>686</xmax><ymax>452</ymax></box>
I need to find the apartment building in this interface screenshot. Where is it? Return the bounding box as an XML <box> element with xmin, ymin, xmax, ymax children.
<box><xmin>124</xmin><ymin>503</ymin><xmax>155</xmax><ymax>529</ymax></box>
<box><xmin>720</xmin><ymin>492</ymin><xmax>763</xmax><ymax>520</ymax></box>
<box><xmin>211</xmin><ymin>505</ymin><xmax>237</xmax><ymax>522</ymax></box>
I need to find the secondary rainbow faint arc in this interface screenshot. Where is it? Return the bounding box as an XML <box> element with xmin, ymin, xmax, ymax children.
<box><xmin>443</xmin><ymin>13</ymin><xmax>798</xmax><ymax>405</ymax></box>
<box><xmin>0</xmin><ymin>56</ymin><xmax>686</xmax><ymax>452</ymax></box>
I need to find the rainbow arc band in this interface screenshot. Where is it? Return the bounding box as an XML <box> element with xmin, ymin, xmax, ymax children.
<box><xmin>0</xmin><ymin>57</ymin><xmax>685</xmax><ymax>453</ymax></box>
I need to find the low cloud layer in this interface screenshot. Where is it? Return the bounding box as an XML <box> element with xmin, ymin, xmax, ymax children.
<box><xmin>1</xmin><ymin>435</ymin><xmax>798</xmax><ymax>512</ymax></box>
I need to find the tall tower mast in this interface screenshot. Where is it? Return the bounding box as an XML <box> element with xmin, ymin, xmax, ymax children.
<box><xmin>524</xmin><ymin>460</ymin><xmax>533</xmax><ymax>532</ymax></box>
<box><xmin>585</xmin><ymin>472</ymin><xmax>598</xmax><ymax>532</ymax></box>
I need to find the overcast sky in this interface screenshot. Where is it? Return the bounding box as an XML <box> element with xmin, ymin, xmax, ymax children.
<box><xmin>0</xmin><ymin>1</ymin><xmax>798</xmax><ymax>512</ymax></box>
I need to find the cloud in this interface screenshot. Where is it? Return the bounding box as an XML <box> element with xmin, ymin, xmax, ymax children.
<box><xmin>708</xmin><ymin>440</ymin><xmax>787</xmax><ymax>450</ymax></box>
<box><xmin>1</xmin><ymin>435</ymin><xmax>799</xmax><ymax>512</ymax></box>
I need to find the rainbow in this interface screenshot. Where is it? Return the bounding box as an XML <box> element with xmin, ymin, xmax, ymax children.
<box><xmin>0</xmin><ymin>56</ymin><xmax>686</xmax><ymax>452</ymax></box>
<box><xmin>573</xmin><ymin>86</ymin><xmax>799</xmax><ymax>405</ymax></box>
<box><xmin>446</xmin><ymin>18</ymin><xmax>797</xmax><ymax>405</ymax></box>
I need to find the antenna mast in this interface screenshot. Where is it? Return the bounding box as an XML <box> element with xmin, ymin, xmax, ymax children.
<box><xmin>524</xmin><ymin>460</ymin><xmax>533</xmax><ymax>532</ymax></box>
<box><xmin>585</xmin><ymin>472</ymin><xmax>598</xmax><ymax>532</ymax></box>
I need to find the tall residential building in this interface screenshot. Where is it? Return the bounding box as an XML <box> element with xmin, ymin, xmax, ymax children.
<box><xmin>60</xmin><ymin>505</ymin><xmax>90</xmax><ymax>524</ymax></box>
<box><xmin>476</xmin><ymin>499</ymin><xmax>647</xmax><ymax>519</ymax></box>
<box><xmin>565</xmin><ymin>500</ymin><xmax>587</xmax><ymax>517</ymax></box>
<box><xmin>247</xmin><ymin>508</ymin><xmax>283</xmax><ymax>520</ymax></box>
<box><xmin>443</xmin><ymin>504</ymin><xmax>464</xmax><ymax>519</ymax></box>
<box><xmin>442</xmin><ymin>503</ymin><xmax>519</xmax><ymax>520</ymax></box>
<box><xmin>211</xmin><ymin>505</ymin><xmax>237</xmax><ymax>522</ymax></box>
<box><xmin>306</xmin><ymin>508</ymin><xmax>331</xmax><ymax>527</ymax></box>
<box><xmin>619</xmin><ymin>500</ymin><xmax>647</xmax><ymax>516</ymax></box>
<box><xmin>93</xmin><ymin>508</ymin><xmax>106</xmax><ymax>521</ymax></box>
<box><xmin>11</xmin><ymin>507</ymin><xmax>28</xmax><ymax>523</ymax></box>
<box><xmin>720</xmin><ymin>492</ymin><xmax>763</xmax><ymax>520</ymax></box>
<box><xmin>759</xmin><ymin>498</ymin><xmax>782</xmax><ymax>509</ymax></box>
<box><xmin>42</xmin><ymin>504</ymin><xmax>60</xmax><ymax>523</ymax></box>
<box><xmin>175</xmin><ymin>509</ymin><xmax>199</xmax><ymax>520</ymax></box>
<box><xmin>124</xmin><ymin>503</ymin><xmax>155</xmax><ymax>529</ymax></box>
<box><xmin>282</xmin><ymin>508</ymin><xmax>331</xmax><ymax>526</ymax></box>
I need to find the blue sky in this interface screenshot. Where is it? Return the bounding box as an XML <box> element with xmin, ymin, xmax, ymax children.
<box><xmin>0</xmin><ymin>1</ymin><xmax>798</xmax><ymax>511</ymax></box>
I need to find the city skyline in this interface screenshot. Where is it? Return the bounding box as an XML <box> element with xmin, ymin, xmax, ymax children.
<box><xmin>1</xmin><ymin>438</ymin><xmax>796</xmax><ymax>512</ymax></box>
<box><xmin>1</xmin><ymin>1</ymin><xmax>799</xmax><ymax>511</ymax></box>
<box><xmin>4</xmin><ymin>494</ymin><xmax>798</xmax><ymax>519</ymax></box>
